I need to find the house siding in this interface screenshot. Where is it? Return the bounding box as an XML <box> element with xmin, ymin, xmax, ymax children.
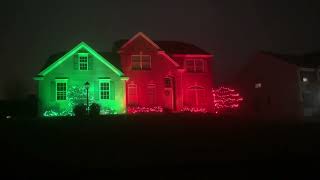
<box><xmin>235</xmin><ymin>53</ymin><xmax>303</xmax><ymax>120</ymax></box>
<box><xmin>37</xmin><ymin>46</ymin><xmax>126</xmax><ymax>116</ymax></box>
<box><xmin>119</xmin><ymin>34</ymin><xmax>214</xmax><ymax>112</ymax></box>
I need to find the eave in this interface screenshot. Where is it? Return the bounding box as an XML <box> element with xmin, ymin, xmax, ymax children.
<box><xmin>172</xmin><ymin>54</ymin><xmax>213</xmax><ymax>58</ymax></box>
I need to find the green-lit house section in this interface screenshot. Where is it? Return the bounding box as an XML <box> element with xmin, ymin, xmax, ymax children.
<box><xmin>34</xmin><ymin>42</ymin><xmax>128</xmax><ymax>117</ymax></box>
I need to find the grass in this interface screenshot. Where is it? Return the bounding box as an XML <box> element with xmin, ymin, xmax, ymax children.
<box><xmin>1</xmin><ymin>114</ymin><xmax>319</xmax><ymax>178</ymax></box>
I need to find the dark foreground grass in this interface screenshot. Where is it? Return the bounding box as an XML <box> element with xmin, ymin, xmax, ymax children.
<box><xmin>1</xmin><ymin>114</ymin><xmax>319</xmax><ymax>178</ymax></box>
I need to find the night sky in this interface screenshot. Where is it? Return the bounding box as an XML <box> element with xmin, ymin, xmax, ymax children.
<box><xmin>1</xmin><ymin>0</ymin><xmax>319</xmax><ymax>99</ymax></box>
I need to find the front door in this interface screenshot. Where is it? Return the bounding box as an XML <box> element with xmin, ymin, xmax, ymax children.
<box><xmin>164</xmin><ymin>77</ymin><xmax>175</xmax><ymax>110</ymax></box>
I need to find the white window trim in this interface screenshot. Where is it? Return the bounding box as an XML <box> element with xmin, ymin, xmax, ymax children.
<box><xmin>79</xmin><ymin>53</ymin><xmax>89</xmax><ymax>71</ymax></box>
<box><xmin>55</xmin><ymin>79</ymin><xmax>68</xmax><ymax>101</ymax></box>
<box><xmin>131</xmin><ymin>54</ymin><xmax>151</xmax><ymax>70</ymax></box>
<box><xmin>185</xmin><ymin>59</ymin><xmax>205</xmax><ymax>73</ymax></box>
<box><xmin>147</xmin><ymin>83</ymin><xmax>156</xmax><ymax>105</ymax></box>
<box><xmin>99</xmin><ymin>79</ymin><xmax>111</xmax><ymax>100</ymax></box>
<box><xmin>187</xmin><ymin>85</ymin><xmax>205</xmax><ymax>107</ymax></box>
<box><xmin>128</xmin><ymin>82</ymin><xmax>138</xmax><ymax>104</ymax></box>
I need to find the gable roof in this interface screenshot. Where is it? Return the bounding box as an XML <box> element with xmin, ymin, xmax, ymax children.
<box><xmin>115</xmin><ymin>38</ymin><xmax>211</xmax><ymax>55</ymax></box>
<box><xmin>155</xmin><ymin>41</ymin><xmax>211</xmax><ymax>55</ymax></box>
<box><xmin>41</xmin><ymin>51</ymin><xmax>122</xmax><ymax>73</ymax></box>
<box><xmin>114</xmin><ymin>32</ymin><xmax>211</xmax><ymax>67</ymax></box>
<box><xmin>261</xmin><ymin>51</ymin><xmax>320</xmax><ymax>68</ymax></box>
<box><xmin>120</xmin><ymin>32</ymin><xmax>161</xmax><ymax>50</ymax></box>
<box><xmin>37</xmin><ymin>42</ymin><xmax>124</xmax><ymax>77</ymax></box>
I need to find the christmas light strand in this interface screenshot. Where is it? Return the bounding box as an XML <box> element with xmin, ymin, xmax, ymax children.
<box><xmin>127</xmin><ymin>106</ymin><xmax>163</xmax><ymax>114</ymax></box>
<box><xmin>212</xmin><ymin>87</ymin><xmax>243</xmax><ymax>114</ymax></box>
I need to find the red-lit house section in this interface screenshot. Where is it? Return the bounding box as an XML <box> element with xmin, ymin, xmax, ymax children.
<box><xmin>118</xmin><ymin>32</ymin><xmax>214</xmax><ymax>112</ymax></box>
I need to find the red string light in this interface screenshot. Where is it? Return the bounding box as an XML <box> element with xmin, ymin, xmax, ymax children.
<box><xmin>180</xmin><ymin>107</ymin><xmax>207</xmax><ymax>113</ymax></box>
<box><xmin>127</xmin><ymin>106</ymin><xmax>163</xmax><ymax>114</ymax></box>
<box><xmin>212</xmin><ymin>87</ymin><xmax>243</xmax><ymax>114</ymax></box>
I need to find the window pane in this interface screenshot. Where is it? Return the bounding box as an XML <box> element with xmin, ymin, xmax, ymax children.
<box><xmin>300</xmin><ymin>71</ymin><xmax>317</xmax><ymax>82</ymax></box>
<box><xmin>147</xmin><ymin>85</ymin><xmax>156</xmax><ymax>106</ymax></box>
<box><xmin>141</xmin><ymin>57</ymin><xmax>151</xmax><ymax>70</ymax></box>
<box><xmin>141</xmin><ymin>55</ymin><xmax>150</xmax><ymax>61</ymax></box>
<box><xmin>79</xmin><ymin>54</ymin><xmax>88</xmax><ymax>70</ymax></box>
<box><xmin>100</xmin><ymin>82</ymin><xmax>110</xmax><ymax>100</ymax></box>
<box><xmin>56</xmin><ymin>82</ymin><xmax>67</xmax><ymax>100</ymax></box>
<box><xmin>185</xmin><ymin>60</ymin><xmax>195</xmax><ymax>72</ymax></box>
<box><xmin>128</xmin><ymin>84</ymin><xmax>138</xmax><ymax>105</ymax></box>
<box><xmin>132</xmin><ymin>55</ymin><xmax>140</xmax><ymax>61</ymax></box>
<box><xmin>197</xmin><ymin>89</ymin><xmax>206</xmax><ymax>107</ymax></box>
<box><xmin>164</xmin><ymin>78</ymin><xmax>171</xmax><ymax>88</ymax></box>
<box><xmin>185</xmin><ymin>89</ymin><xmax>197</xmax><ymax>106</ymax></box>
<box><xmin>131</xmin><ymin>56</ymin><xmax>141</xmax><ymax>70</ymax></box>
<box><xmin>195</xmin><ymin>60</ymin><xmax>204</xmax><ymax>72</ymax></box>
<box><xmin>131</xmin><ymin>55</ymin><xmax>151</xmax><ymax>70</ymax></box>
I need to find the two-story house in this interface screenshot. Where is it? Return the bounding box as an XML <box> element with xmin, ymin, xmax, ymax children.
<box><xmin>234</xmin><ymin>51</ymin><xmax>320</xmax><ymax>120</ymax></box>
<box><xmin>34</xmin><ymin>32</ymin><xmax>214</xmax><ymax>116</ymax></box>
<box><xmin>34</xmin><ymin>42</ymin><xmax>128</xmax><ymax>116</ymax></box>
<box><xmin>117</xmin><ymin>32</ymin><xmax>213</xmax><ymax>112</ymax></box>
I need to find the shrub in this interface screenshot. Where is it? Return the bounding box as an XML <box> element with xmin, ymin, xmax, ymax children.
<box><xmin>127</xmin><ymin>106</ymin><xmax>163</xmax><ymax>114</ymax></box>
<box><xmin>163</xmin><ymin>107</ymin><xmax>172</xmax><ymax>113</ymax></box>
<box><xmin>89</xmin><ymin>103</ymin><xmax>101</xmax><ymax>117</ymax></box>
<box><xmin>73</xmin><ymin>104</ymin><xmax>87</xmax><ymax>117</ymax></box>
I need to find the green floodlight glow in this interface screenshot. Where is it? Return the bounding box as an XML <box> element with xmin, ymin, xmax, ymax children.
<box><xmin>42</xmin><ymin>84</ymin><xmax>122</xmax><ymax>117</ymax></box>
<box><xmin>35</xmin><ymin>42</ymin><xmax>127</xmax><ymax>117</ymax></box>
<box><xmin>39</xmin><ymin>42</ymin><xmax>124</xmax><ymax>77</ymax></box>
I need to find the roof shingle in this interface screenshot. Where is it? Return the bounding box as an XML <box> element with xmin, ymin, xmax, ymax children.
<box><xmin>262</xmin><ymin>51</ymin><xmax>320</xmax><ymax>68</ymax></box>
<box><xmin>113</xmin><ymin>39</ymin><xmax>210</xmax><ymax>55</ymax></box>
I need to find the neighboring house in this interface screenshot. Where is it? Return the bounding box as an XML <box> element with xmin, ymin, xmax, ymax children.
<box><xmin>34</xmin><ymin>32</ymin><xmax>214</xmax><ymax>116</ymax></box>
<box><xmin>234</xmin><ymin>51</ymin><xmax>320</xmax><ymax>120</ymax></box>
<box><xmin>117</xmin><ymin>32</ymin><xmax>213</xmax><ymax>111</ymax></box>
<box><xmin>34</xmin><ymin>42</ymin><xmax>128</xmax><ymax>116</ymax></box>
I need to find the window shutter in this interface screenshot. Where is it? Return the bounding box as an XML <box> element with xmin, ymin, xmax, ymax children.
<box><xmin>88</xmin><ymin>54</ymin><xmax>93</xmax><ymax>70</ymax></box>
<box><xmin>94</xmin><ymin>80</ymin><xmax>99</xmax><ymax>101</ymax></box>
<box><xmin>204</xmin><ymin>60</ymin><xmax>207</xmax><ymax>73</ymax></box>
<box><xmin>50</xmin><ymin>81</ymin><xmax>56</xmax><ymax>102</ymax></box>
<box><xmin>110</xmin><ymin>81</ymin><xmax>115</xmax><ymax>100</ymax></box>
<box><xmin>73</xmin><ymin>54</ymin><xmax>79</xmax><ymax>70</ymax></box>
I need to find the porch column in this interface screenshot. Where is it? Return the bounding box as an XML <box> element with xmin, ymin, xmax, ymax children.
<box><xmin>121</xmin><ymin>76</ymin><xmax>129</xmax><ymax>113</ymax></box>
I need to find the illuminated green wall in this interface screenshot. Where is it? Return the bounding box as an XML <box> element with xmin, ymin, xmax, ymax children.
<box><xmin>35</xmin><ymin>42</ymin><xmax>127</xmax><ymax>117</ymax></box>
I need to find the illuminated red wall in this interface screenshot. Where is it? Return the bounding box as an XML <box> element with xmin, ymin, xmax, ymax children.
<box><xmin>119</xmin><ymin>35</ymin><xmax>214</xmax><ymax>112</ymax></box>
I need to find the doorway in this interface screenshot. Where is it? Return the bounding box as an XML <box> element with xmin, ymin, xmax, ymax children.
<box><xmin>164</xmin><ymin>77</ymin><xmax>176</xmax><ymax>111</ymax></box>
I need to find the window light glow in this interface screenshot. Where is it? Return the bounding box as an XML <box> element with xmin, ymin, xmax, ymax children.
<box><xmin>302</xmin><ymin>77</ymin><xmax>308</xmax><ymax>82</ymax></box>
<box><xmin>180</xmin><ymin>107</ymin><xmax>207</xmax><ymax>113</ymax></box>
<box><xmin>127</xmin><ymin>106</ymin><xmax>163</xmax><ymax>114</ymax></box>
<box><xmin>255</xmin><ymin>83</ymin><xmax>262</xmax><ymax>89</ymax></box>
<box><xmin>212</xmin><ymin>87</ymin><xmax>243</xmax><ymax>114</ymax></box>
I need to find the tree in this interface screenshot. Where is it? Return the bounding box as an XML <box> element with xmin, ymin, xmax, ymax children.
<box><xmin>212</xmin><ymin>87</ymin><xmax>243</xmax><ymax>114</ymax></box>
<box><xmin>43</xmin><ymin>85</ymin><xmax>95</xmax><ymax>116</ymax></box>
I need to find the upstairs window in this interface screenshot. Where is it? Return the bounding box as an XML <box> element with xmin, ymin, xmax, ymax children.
<box><xmin>185</xmin><ymin>59</ymin><xmax>204</xmax><ymax>73</ymax></box>
<box><xmin>100</xmin><ymin>81</ymin><xmax>110</xmax><ymax>100</ymax></box>
<box><xmin>131</xmin><ymin>55</ymin><xmax>151</xmax><ymax>70</ymax></box>
<box><xmin>79</xmin><ymin>53</ymin><xmax>88</xmax><ymax>70</ymax></box>
<box><xmin>56</xmin><ymin>82</ymin><xmax>67</xmax><ymax>101</ymax></box>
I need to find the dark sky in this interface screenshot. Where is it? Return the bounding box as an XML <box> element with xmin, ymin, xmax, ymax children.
<box><xmin>1</xmin><ymin>0</ymin><xmax>320</xmax><ymax>99</ymax></box>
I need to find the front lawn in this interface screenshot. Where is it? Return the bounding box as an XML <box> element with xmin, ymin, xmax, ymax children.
<box><xmin>0</xmin><ymin>114</ymin><xmax>318</xmax><ymax>178</ymax></box>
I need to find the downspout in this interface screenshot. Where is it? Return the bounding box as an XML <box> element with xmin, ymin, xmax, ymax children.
<box><xmin>179</xmin><ymin>69</ymin><xmax>184</xmax><ymax>110</ymax></box>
